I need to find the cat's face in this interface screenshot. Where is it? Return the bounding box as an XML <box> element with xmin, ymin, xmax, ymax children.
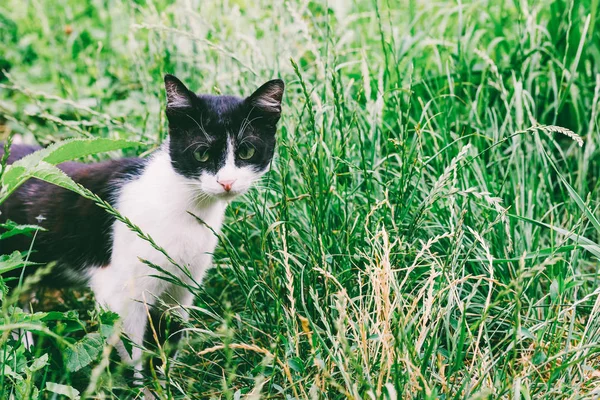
<box><xmin>164</xmin><ymin>74</ymin><xmax>284</xmax><ymax>201</ymax></box>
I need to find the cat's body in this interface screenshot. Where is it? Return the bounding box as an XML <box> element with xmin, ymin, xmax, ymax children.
<box><xmin>1</xmin><ymin>151</ymin><xmax>147</xmax><ymax>285</ymax></box>
<box><xmin>0</xmin><ymin>75</ymin><xmax>284</xmax><ymax>371</ymax></box>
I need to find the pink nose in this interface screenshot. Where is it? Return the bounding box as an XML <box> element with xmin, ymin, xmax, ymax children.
<box><xmin>218</xmin><ymin>179</ymin><xmax>236</xmax><ymax>192</ymax></box>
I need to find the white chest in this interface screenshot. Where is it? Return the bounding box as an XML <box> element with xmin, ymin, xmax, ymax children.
<box><xmin>112</xmin><ymin>201</ymin><xmax>224</xmax><ymax>276</ymax></box>
<box><xmin>90</xmin><ymin>152</ymin><xmax>228</xmax><ymax>303</ymax></box>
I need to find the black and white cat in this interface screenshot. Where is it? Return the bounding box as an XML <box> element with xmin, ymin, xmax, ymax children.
<box><xmin>0</xmin><ymin>75</ymin><xmax>284</xmax><ymax>370</ymax></box>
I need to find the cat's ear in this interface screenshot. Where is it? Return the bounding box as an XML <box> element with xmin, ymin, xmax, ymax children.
<box><xmin>247</xmin><ymin>79</ymin><xmax>285</xmax><ymax>116</ymax></box>
<box><xmin>164</xmin><ymin>74</ymin><xmax>194</xmax><ymax>110</ymax></box>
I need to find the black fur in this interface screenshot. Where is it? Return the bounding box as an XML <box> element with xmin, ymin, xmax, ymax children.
<box><xmin>0</xmin><ymin>146</ymin><xmax>146</xmax><ymax>286</ymax></box>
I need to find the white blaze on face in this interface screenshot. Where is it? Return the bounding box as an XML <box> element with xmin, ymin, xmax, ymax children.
<box><xmin>199</xmin><ymin>136</ymin><xmax>264</xmax><ymax>198</ymax></box>
<box><xmin>216</xmin><ymin>137</ymin><xmax>237</xmax><ymax>184</ymax></box>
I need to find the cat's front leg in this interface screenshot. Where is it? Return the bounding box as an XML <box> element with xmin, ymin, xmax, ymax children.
<box><xmin>89</xmin><ymin>265</ymin><xmax>162</xmax><ymax>375</ymax></box>
<box><xmin>115</xmin><ymin>299</ymin><xmax>148</xmax><ymax>374</ymax></box>
<box><xmin>94</xmin><ymin>292</ymin><xmax>147</xmax><ymax>367</ymax></box>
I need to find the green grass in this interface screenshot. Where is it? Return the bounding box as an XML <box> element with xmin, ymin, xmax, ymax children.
<box><xmin>1</xmin><ymin>0</ymin><xmax>600</xmax><ymax>398</ymax></box>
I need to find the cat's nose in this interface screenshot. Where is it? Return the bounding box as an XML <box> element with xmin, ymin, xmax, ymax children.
<box><xmin>218</xmin><ymin>179</ymin><xmax>236</xmax><ymax>192</ymax></box>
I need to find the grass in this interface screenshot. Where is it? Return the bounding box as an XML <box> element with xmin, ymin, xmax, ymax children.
<box><xmin>1</xmin><ymin>0</ymin><xmax>600</xmax><ymax>398</ymax></box>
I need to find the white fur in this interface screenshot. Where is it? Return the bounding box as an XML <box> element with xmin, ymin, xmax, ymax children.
<box><xmin>165</xmin><ymin>79</ymin><xmax>192</xmax><ymax>109</ymax></box>
<box><xmin>251</xmin><ymin>84</ymin><xmax>283</xmax><ymax>113</ymax></box>
<box><xmin>254</xmin><ymin>97</ymin><xmax>280</xmax><ymax>110</ymax></box>
<box><xmin>166</xmin><ymin>94</ymin><xmax>191</xmax><ymax>109</ymax></box>
<box><xmin>88</xmin><ymin>141</ymin><xmax>265</xmax><ymax>369</ymax></box>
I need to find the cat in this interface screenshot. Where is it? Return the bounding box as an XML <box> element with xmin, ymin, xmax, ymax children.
<box><xmin>0</xmin><ymin>74</ymin><xmax>284</xmax><ymax>373</ymax></box>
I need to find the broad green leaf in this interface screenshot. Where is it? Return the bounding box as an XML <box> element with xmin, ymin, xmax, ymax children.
<box><xmin>99</xmin><ymin>310</ymin><xmax>120</xmax><ymax>339</ymax></box>
<box><xmin>64</xmin><ymin>333</ymin><xmax>103</xmax><ymax>372</ymax></box>
<box><xmin>27</xmin><ymin>353</ymin><xmax>48</xmax><ymax>373</ymax></box>
<box><xmin>3</xmin><ymin>137</ymin><xmax>139</xmax><ymax>179</ymax></box>
<box><xmin>0</xmin><ymin>251</ymin><xmax>36</xmax><ymax>274</ymax></box>
<box><xmin>0</xmin><ymin>310</ymin><xmax>80</xmax><ymax>326</ymax></box>
<box><xmin>45</xmin><ymin>382</ymin><xmax>80</xmax><ymax>400</ymax></box>
<box><xmin>28</xmin><ymin>161</ymin><xmax>89</xmax><ymax>197</ymax></box>
<box><xmin>1</xmin><ymin>162</ymin><xmax>91</xmax><ymax>207</ymax></box>
<box><xmin>0</xmin><ymin>220</ymin><xmax>43</xmax><ymax>240</ymax></box>
<box><xmin>45</xmin><ymin>138</ymin><xmax>139</xmax><ymax>164</ymax></box>
<box><xmin>1</xmin><ymin>161</ymin><xmax>86</xmax><ymax>200</ymax></box>
<box><xmin>1</xmin><ymin>138</ymin><xmax>139</xmax><ymax>199</ymax></box>
<box><xmin>41</xmin><ymin>310</ymin><xmax>80</xmax><ymax>322</ymax></box>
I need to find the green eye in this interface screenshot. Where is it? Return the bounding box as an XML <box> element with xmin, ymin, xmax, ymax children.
<box><xmin>238</xmin><ymin>146</ymin><xmax>255</xmax><ymax>160</ymax></box>
<box><xmin>193</xmin><ymin>148</ymin><xmax>210</xmax><ymax>162</ymax></box>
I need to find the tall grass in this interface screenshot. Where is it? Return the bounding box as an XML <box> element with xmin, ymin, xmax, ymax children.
<box><xmin>1</xmin><ymin>0</ymin><xmax>600</xmax><ymax>398</ymax></box>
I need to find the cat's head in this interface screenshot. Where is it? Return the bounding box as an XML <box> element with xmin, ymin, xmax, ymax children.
<box><xmin>163</xmin><ymin>74</ymin><xmax>284</xmax><ymax>201</ymax></box>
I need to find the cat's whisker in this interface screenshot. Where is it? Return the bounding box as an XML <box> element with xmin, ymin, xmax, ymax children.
<box><xmin>198</xmin><ymin>114</ymin><xmax>211</xmax><ymax>141</ymax></box>
<box><xmin>184</xmin><ymin>113</ymin><xmax>211</xmax><ymax>142</ymax></box>
<box><xmin>237</xmin><ymin>115</ymin><xmax>264</xmax><ymax>141</ymax></box>
<box><xmin>183</xmin><ymin>141</ymin><xmax>210</xmax><ymax>153</ymax></box>
<box><xmin>237</xmin><ymin>109</ymin><xmax>254</xmax><ymax>139</ymax></box>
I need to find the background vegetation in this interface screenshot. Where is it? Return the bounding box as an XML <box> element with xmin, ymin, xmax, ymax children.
<box><xmin>1</xmin><ymin>0</ymin><xmax>600</xmax><ymax>398</ymax></box>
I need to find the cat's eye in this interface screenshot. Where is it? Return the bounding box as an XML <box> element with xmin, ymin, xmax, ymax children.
<box><xmin>193</xmin><ymin>148</ymin><xmax>210</xmax><ymax>162</ymax></box>
<box><xmin>238</xmin><ymin>146</ymin><xmax>255</xmax><ymax>160</ymax></box>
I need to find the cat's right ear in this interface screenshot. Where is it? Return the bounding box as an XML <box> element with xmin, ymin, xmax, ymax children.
<box><xmin>164</xmin><ymin>74</ymin><xmax>194</xmax><ymax>110</ymax></box>
<box><xmin>247</xmin><ymin>79</ymin><xmax>285</xmax><ymax>116</ymax></box>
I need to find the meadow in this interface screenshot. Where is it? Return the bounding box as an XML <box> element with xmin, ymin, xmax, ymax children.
<box><xmin>1</xmin><ymin>0</ymin><xmax>600</xmax><ymax>398</ymax></box>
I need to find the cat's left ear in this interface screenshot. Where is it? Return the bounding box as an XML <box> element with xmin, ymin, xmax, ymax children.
<box><xmin>247</xmin><ymin>79</ymin><xmax>285</xmax><ymax>117</ymax></box>
<box><xmin>164</xmin><ymin>74</ymin><xmax>194</xmax><ymax>110</ymax></box>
